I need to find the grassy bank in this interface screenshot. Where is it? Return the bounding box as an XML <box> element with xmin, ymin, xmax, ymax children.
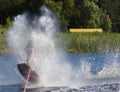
<box><xmin>0</xmin><ymin>18</ymin><xmax>11</xmax><ymax>54</ymax></box>
<box><xmin>0</xmin><ymin>25</ymin><xmax>8</xmax><ymax>55</ymax></box>
<box><xmin>0</xmin><ymin>50</ymin><xmax>10</xmax><ymax>55</ymax></box>
<box><xmin>1</xmin><ymin>28</ymin><xmax>120</xmax><ymax>54</ymax></box>
<box><xmin>55</xmin><ymin>32</ymin><xmax>120</xmax><ymax>54</ymax></box>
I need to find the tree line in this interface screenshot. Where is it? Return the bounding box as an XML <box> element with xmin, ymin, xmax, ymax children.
<box><xmin>0</xmin><ymin>0</ymin><xmax>119</xmax><ymax>32</ymax></box>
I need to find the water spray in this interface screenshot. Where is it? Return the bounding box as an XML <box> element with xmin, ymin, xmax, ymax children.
<box><xmin>7</xmin><ymin>6</ymin><xmax>120</xmax><ymax>89</ymax></box>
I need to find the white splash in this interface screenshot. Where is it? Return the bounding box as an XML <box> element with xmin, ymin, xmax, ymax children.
<box><xmin>98</xmin><ymin>61</ymin><xmax>120</xmax><ymax>78</ymax></box>
<box><xmin>7</xmin><ymin>6</ymin><xmax>74</xmax><ymax>87</ymax></box>
<box><xmin>7</xmin><ymin>6</ymin><xmax>120</xmax><ymax>88</ymax></box>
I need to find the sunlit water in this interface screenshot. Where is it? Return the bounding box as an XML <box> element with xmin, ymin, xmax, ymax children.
<box><xmin>0</xmin><ymin>54</ymin><xmax>120</xmax><ymax>92</ymax></box>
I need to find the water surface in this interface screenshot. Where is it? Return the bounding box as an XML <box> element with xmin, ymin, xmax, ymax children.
<box><xmin>0</xmin><ymin>54</ymin><xmax>120</xmax><ymax>92</ymax></box>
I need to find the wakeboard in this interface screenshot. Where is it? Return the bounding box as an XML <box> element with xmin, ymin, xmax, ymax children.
<box><xmin>17</xmin><ymin>63</ymin><xmax>39</xmax><ymax>83</ymax></box>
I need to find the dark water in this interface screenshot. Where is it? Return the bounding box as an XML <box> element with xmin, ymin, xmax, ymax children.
<box><xmin>0</xmin><ymin>54</ymin><xmax>120</xmax><ymax>92</ymax></box>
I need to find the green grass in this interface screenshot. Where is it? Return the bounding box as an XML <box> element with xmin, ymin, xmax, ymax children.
<box><xmin>0</xmin><ymin>17</ymin><xmax>11</xmax><ymax>52</ymax></box>
<box><xmin>1</xmin><ymin>26</ymin><xmax>120</xmax><ymax>54</ymax></box>
<box><xmin>55</xmin><ymin>32</ymin><xmax>120</xmax><ymax>54</ymax></box>
<box><xmin>0</xmin><ymin>25</ymin><xmax>8</xmax><ymax>50</ymax></box>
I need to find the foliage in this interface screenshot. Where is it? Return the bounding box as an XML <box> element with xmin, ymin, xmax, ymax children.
<box><xmin>100</xmin><ymin>10</ymin><xmax>112</xmax><ymax>32</ymax></box>
<box><xmin>55</xmin><ymin>32</ymin><xmax>120</xmax><ymax>54</ymax></box>
<box><xmin>0</xmin><ymin>0</ymin><xmax>119</xmax><ymax>54</ymax></box>
<box><xmin>0</xmin><ymin>0</ymin><xmax>115</xmax><ymax>32</ymax></box>
<box><xmin>5</xmin><ymin>17</ymin><xmax>12</xmax><ymax>28</ymax></box>
<box><xmin>0</xmin><ymin>26</ymin><xmax>7</xmax><ymax>50</ymax></box>
<box><xmin>79</xmin><ymin>0</ymin><xmax>101</xmax><ymax>28</ymax></box>
<box><xmin>0</xmin><ymin>17</ymin><xmax>11</xmax><ymax>50</ymax></box>
<box><xmin>98</xmin><ymin>0</ymin><xmax>120</xmax><ymax>32</ymax></box>
<box><xmin>60</xmin><ymin>0</ymin><xmax>75</xmax><ymax>31</ymax></box>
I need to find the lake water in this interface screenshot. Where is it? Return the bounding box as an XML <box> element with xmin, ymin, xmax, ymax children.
<box><xmin>0</xmin><ymin>54</ymin><xmax>120</xmax><ymax>92</ymax></box>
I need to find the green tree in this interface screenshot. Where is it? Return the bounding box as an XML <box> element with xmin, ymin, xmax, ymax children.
<box><xmin>0</xmin><ymin>0</ymin><xmax>26</xmax><ymax>24</ymax></box>
<box><xmin>69</xmin><ymin>0</ymin><xmax>112</xmax><ymax>32</ymax></box>
<box><xmin>0</xmin><ymin>0</ymin><xmax>11</xmax><ymax>24</ymax></box>
<box><xmin>98</xmin><ymin>0</ymin><xmax>120</xmax><ymax>32</ymax></box>
<box><xmin>60</xmin><ymin>0</ymin><xmax>75</xmax><ymax>31</ymax></box>
<box><xmin>43</xmin><ymin>0</ymin><xmax>63</xmax><ymax>16</ymax></box>
<box><xmin>0</xmin><ymin>0</ymin><xmax>113</xmax><ymax>32</ymax></box>
<box><xmin>73</xmin><ymin>0</ymin><xmax>101</xmax><ymax>28</ymax></box>
<box><xmin>100</xmin><ymin>10</ymin><xmax>112</xmax><ymax>32</ymax></box>
<box><xmin>43</xmin><ymin>0</ymin><xmax>75</xmax><ymax>31</ymax></box>
<box><xmin>25</xmin><ymin>0</ymin><xmax>43</xmax><ymax>13</ymax></box>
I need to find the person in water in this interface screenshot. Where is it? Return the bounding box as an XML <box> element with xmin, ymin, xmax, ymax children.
<box><xmin>18</xmin><ymin>41</ymin><xmax>38</xmax><ymax>83</ymax></box>
<box><xmin>26</xmin><ymin>42</ymin><xmax>33</xmax><ymax>65</ymax></box>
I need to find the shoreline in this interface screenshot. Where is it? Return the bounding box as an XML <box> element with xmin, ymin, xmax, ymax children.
<box><xmin>0</xmin><ymin>49</ymin><xmax>119</xmax><ymax>55</ymax></box>
<box><xmin>0</xmin><ymin>50</ymin><xmax>10</xmax><ymax>55</ymax></box>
